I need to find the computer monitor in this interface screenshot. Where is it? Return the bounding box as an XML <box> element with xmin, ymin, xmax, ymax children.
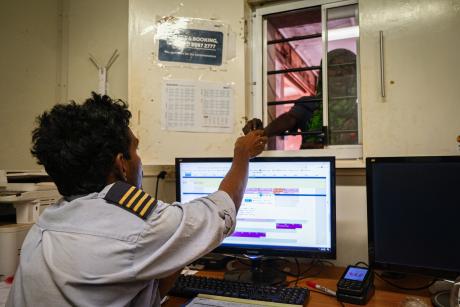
<box><xmin>176</xmin><ymin>156</ymin><xmax>336</xmax><ymax>283</ymax></box>
<box><xmin>366</xmin><ymin>156</ymin><xmax>460</xmax><ymax>279</ymax></box>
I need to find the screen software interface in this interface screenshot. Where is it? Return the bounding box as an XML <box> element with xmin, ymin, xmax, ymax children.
<box><xmin>178</xmin><ymin>160</ymin><xmax>333</xmax><ymax>252</ymax></box>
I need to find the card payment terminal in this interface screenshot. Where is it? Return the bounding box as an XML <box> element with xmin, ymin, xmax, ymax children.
<box><xmin>336</xmin><ymin>265</ymin><xmax>374</xmax><ymax>305</ymax></box>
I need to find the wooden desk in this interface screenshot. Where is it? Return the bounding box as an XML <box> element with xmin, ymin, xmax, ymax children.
<box><xmin>165</xmin><ymin>266</ymin><xmax>432</xmax><ymax>306</ymax></box>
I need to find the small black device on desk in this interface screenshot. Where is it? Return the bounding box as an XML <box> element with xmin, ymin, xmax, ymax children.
<box><xmin>169</xmin><ymin>274</ymin><xmax>309</xmax><ymax>306</ymax></box>
<box><xmin>336</xmin><ymin>265</ymin><xmax>374</xmax><ymax>305</ymax></box>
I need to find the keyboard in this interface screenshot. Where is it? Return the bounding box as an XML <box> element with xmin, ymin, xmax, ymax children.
<box><xmin>169</xmin><ymin>274</ymin><xmax>309</xmax><ymax>305</ymax></box>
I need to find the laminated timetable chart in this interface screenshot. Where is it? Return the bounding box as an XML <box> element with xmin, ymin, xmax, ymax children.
<box><xmin>179</xmin><ymin>161</ymin><xmax>332</xmax><ymax>250</ymax></box>
<box><xmin>162</xmin><ymin>80</ymin><xmax>234</xmax><ymax>133</ymax></box>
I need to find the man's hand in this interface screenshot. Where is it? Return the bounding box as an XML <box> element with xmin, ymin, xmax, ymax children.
<box><xmin>234</xmin><ymin>130</ymin><xmax>267</xmax><ymax>159</ymax></box>
<box><xmin>242</xmin><ymin>118</ymin><xmax>263</xmax><ymax>135</ymax></box>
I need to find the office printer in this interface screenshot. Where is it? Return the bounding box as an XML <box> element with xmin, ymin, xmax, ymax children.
<box><xmin>0</xmin><ymin>170</ymin><xmax>61</xmax><ymax>276</ymax></box>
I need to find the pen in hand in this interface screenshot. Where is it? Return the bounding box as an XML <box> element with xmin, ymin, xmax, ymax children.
<box><xmin>160</xmin><ymin>295</ymin><xmax>169</xmax><ymax>305</ymax></box>
<box><xmin>306</xmin><ymin>281</ymin><xmax>336</xmax><ymax>296</ymax></box>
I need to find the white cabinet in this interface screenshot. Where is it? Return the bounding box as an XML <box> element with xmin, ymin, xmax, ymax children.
<box><xmin>360</xmin><ymin>0</ymin><xmax>460</xmax><ymax>157</ymax></box>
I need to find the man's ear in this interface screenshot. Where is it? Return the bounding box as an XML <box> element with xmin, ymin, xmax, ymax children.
<box><xmin>113</xmin><ymin>153</ymin><xmax>127</xmax><ymax>181</ymax></box>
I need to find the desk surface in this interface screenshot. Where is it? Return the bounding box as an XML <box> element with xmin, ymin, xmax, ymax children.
<box><xmin>165</xmin><ymin>266</ymin><xmax>432</xmax><ymax>306</ymax></box>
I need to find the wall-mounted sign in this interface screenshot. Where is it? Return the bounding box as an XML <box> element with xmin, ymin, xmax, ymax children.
<box><xmin>154</xmin><ymin>17</ymin><xmax>231</xmax><ymax>67</ymax></box>
<box><xmin>158</xmin><ymin>29</ymin><xmax>223</xmax><ymax>66</ymax></box>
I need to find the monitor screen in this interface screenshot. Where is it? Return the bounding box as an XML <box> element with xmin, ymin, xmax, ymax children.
<box><xmin>366</xmin><ymin>156</ymin><xmax>460</xmax><ymax>278</ymax></box>
<box><xmin>176</xmin><ymin>157</ymin><xmax>336</xmax><ymax>259</ymax></box>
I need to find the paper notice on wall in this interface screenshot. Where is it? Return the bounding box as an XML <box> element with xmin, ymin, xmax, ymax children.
<box><xmin>161</xmin><ymin>80</ymin><xmax>234</xmax><ymax>133</ymax></box>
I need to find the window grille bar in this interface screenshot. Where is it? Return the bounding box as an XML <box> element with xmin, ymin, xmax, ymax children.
<box><xmin>267</xmin><ymin>97</ymin><xmax>322</xmax><ymax>106</ymax></box>
<box><xmin>267</xmin><ymin>66</ymin><xmax>321</xmax><ymax>75</ymax></box>
<box><xmin>267</xmin><ymin>33</ymin><xmax>322</xmax><ymax>45</ymax></box>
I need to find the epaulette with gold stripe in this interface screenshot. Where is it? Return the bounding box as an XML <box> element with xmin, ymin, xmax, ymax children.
<box><xmin>104</xmin><ymin>181</ymin><xmax>157</xmax><ymax>220</ymax></box>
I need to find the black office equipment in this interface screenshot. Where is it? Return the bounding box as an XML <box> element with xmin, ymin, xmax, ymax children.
<box><xmin>176</xmin><ymin>157</ymin><xmax>336</xmax><ymax>284</ymax></box>
<box><xmin>169</xmin><ymin>274</ymin><xmax>309</xmax><ymax>305</ymax></box>
<box><xmin>366</xmin><ymin>156</ymin><xmax>460</xmax><ymax>278</ymax></box>
<box><xmin>337</xmin><ymin>265</ymin><xmax>374</xmax><ymax>305</ymax></box>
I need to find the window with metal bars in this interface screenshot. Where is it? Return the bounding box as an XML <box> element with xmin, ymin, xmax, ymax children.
<box><xmin>252</xmin><ymin>0</ymin><xmax>361</xmax><ymax>156</ymax></box>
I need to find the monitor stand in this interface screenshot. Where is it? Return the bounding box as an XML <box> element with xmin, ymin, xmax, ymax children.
<box><xmin>223</xmin><ymin>255</ymin><xmax>286</xmax><ymax>285</ymax></box>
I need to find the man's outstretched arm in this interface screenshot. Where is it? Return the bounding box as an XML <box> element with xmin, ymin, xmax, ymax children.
<box><xmin>219</xmin><ymin>130</ymin><xmax>267</xmax><ymax>211</ymax></box>
<box><xmin>157</xmin><ymin>130</ymin><xmax>267</xmax><ymax>297</ymax></box>
<box><xmin>242</xmin><ymin>112</ymin><xmax>299</xmax><ymax>137</ymax></box>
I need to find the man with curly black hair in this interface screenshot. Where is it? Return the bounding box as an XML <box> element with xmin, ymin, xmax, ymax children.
<box><xmin>6</xmin><ymin>92</ymin><xmax>267</xmax><ymax>307</ymax></box>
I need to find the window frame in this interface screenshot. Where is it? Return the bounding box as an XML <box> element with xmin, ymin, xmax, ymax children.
<box><xmin>251</xmin><ymin>0</ymin><xmax>362</xmax><ymax>159</ymax></box>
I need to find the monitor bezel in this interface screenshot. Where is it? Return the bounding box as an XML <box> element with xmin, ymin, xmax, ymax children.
<box><xmin>175</xmin><ymin>156</ymin><xmax>336</xmax><ymax>259</ymax></box>
<box><xmin>366</xmin><ymin>155</ymin><xmax>460</xmax><ymax>278</ymax></box>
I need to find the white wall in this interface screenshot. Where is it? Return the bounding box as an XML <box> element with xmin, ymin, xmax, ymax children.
<box><xmin>129</xmin><ymin>0</ymin><xmax>248</xmax><ymax>165</ymax></box>
<box><xmin>0</xmin><ymin>0</ymin><xmax>61</xmax><ymax>170</ymax></box>
<box><xmin>63</xmin><ymin>0</ymin><xmax>128</xmax><ymax>102</ymax></box>
<box><xmin>335</xmin><ymin>173</ymin><xmax>367</xmax><ymax>266</ymax></box>
<box><xmin>0</xmin><ymin>0</ymin><xmax>128</xmax><ymax>170</ymax></box>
